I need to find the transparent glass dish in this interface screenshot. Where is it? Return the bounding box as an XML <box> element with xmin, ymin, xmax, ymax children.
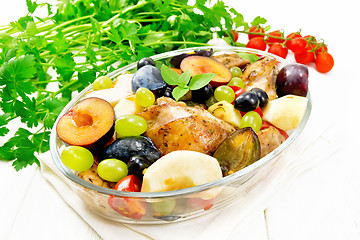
<box><xmin>50</xmin><ymin>46</ymin><xmax>312</xmax><ymax>224</ymax></box>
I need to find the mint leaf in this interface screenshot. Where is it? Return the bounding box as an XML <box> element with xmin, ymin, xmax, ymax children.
<box><xmin>161</xmin><ymin>64</ymin><xmax>179</xmax><ymax>85</ymax></box>
<box><xmin>188</xmin><ymin>73</ymin><xmax>215</xmax><ymax>90</ymax></box>
<box><xmin>172</xmin><ymin>86</ymin><xmax>189</xmax><ymax>102</ymax></box>
<box><xmin>178</xmin><ymin>69</ymin><xmax>191</xmax><ymax>88</ymax></box>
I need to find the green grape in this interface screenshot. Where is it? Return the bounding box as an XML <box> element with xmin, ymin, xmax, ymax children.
<box><xmin>227</xmin><ymin>77</ymin><xmax>245</xmax><ymax>88</ymax></box>
<box><xmin>214</xmin><ymin>85</ymin><xmax>235</xmax><ymax>103</ymax></box>
<box><xmin>97</xmin><ymin>159</ymin><xmax>128</xmax><ymax>182</ymax></box>
<box><xmin>152</xmin><ymin>199</ymin><xmax>176</xmax><ymax>216</ymax></box>
<box><xmin>229</xmin><ymin>66</ymin><xmax>242</xmax><ymax>77</ymax></box>
<box><xmin>240</xmin><ymin>111</ymin><xmax>262</xmax><ymax>132</ymax></box>
<box><xmin>135</xmin><ymin>87</ymin><xmax>155</xmax><ymax>107</ymax></box>
<box><xmin>61</xmin><ymin>146</ymin><xmax>94</xmax><ymax>172</ymax></box>
<box><xmin>93</xmin><ymin>76</ymin><xmax>112</xmax><ymax>91</ymax></box>
<box><xmin>115</xmin><ymin>114</ymin><xmax>147</xmax><ymax>137</ymax></box>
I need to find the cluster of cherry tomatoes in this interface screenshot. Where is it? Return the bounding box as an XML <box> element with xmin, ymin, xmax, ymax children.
<box><xmin>238</xmin><ymin>26</ymin><xmax>334</xmax><ymax>73</ymax></box>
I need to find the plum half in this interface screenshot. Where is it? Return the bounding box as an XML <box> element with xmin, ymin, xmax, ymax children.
<box><xmin>180</xmin><ymin>56</ymin><xmax>232</xmax><ymax>86</ymax></box>
<box><xmin>56</xmin><ymin>97</ymin><xmax>115</xmax><ymax>149</ymax></box>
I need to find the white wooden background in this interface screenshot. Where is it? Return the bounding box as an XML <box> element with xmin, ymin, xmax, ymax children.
<box><xmin>1</xmin><ymin>0</ymin><xmax>360</xmax><ymax>239</ymax></box>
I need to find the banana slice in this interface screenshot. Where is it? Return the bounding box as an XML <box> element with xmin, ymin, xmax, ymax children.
<box><xmin>141</xmin><ymin>150</ymin><xmax>222</xmax><ymax>199</ymax></box>
<box><xmin>262</xmin><ymin>95</ymin><xmax>308</xmax><ymax>131</ymax></box>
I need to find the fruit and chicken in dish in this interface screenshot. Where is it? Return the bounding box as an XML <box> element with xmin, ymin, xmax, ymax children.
<box><xmin>56</xmin><ymin>48</ymin><xmax>308</xmax><ymax>218</ymax></box>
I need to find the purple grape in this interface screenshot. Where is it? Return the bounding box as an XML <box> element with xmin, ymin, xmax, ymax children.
<box><xmin>276</xmin><ymin>64</ymin><xmax>309</xmax><ymax>97</ymax></box>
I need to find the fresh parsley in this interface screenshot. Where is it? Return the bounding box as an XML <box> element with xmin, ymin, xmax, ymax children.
<box><xmin>0</xmin><ymin>0</ymin><xmax>261</xmax><ymax>171</ymax></box>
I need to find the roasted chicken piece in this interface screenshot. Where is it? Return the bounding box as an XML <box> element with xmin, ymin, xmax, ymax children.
<box><xmin>212</xmin><ymin>53</ymin><xmax>250</xmax><ymax>69</ymax></box>
<box><xmin>241</xmin><ymin>57</ymin><xmax>278</xmax><ymax>100</ymax></box>
<box><xmin>137</xmin><ymin>97</ymin><xmax>236</xmax><ymax>155</ymax></box>
<box><xmin>257</xmin><ymin>125</ymin><xmax>287</xmax><ymax>158</ymax></box>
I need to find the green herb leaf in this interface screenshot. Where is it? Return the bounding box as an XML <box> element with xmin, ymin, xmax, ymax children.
<box><xmin>161</xmin><ymin>64</ymin><xmax>179</xmax><ymax>85</ymax></box>
<box><xmin>178</xmin><ymin>69</ymin><xmax>191</xmax><ymax>88</ymax></box>
<box><xmin>237</xmin><ymin>52</ymin><xmax>259</xmax><ymax>63</ymax></box>
<box><xmin>172</xmin><ymin>86</ymin><xmax>189</xmax><ymax>102</ymax></box>
<box><xmin>188</xmin><ymin>73</ymin><xmax>215</xmax><ymax>90</ymax></box>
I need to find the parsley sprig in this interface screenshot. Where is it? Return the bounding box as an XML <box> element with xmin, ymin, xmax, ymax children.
<box><xmin>0</xmin><ymin>0</ymin><xmax>257</xmax><ymax>171</ymax></box>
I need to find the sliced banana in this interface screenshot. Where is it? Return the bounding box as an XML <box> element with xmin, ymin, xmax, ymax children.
<box><xmin>141</xmin><ymin>150</ymin><xmax>222</xmax><ymax>199</ymax></box>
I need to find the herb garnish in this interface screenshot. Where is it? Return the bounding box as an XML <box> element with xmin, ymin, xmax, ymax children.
<box><xmin>161</xmin><ymin>64</ymin><xmax>215</xmax><ymax>101</ymax></box>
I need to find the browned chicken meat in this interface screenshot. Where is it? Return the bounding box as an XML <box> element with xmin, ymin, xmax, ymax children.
<box><xmin>212</xmin><ymin>53</ymin><xmax>250</xmax><ymax>69</ymax></box>
<box><xmin>241</xmin><ymin>57</ymin><xmax>278</xmax><ymax>100</ymax></box>
<box><xmin>137</xmin><ymin>97</ymin><xmax>236</xmax><ymax>156</ymax></box>
<box><xmin>257</xmin><ymin>125</ymin><xmax>287</xmax><ymax>158</ymax></box>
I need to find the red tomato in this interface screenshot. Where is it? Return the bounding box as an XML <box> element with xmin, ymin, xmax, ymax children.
<box><xmin>188</xmin><ymin>197</ymin><xmax>215</xmax><ymax>211</ymax></box>
<box><xmin>261</xmin><ymin>121</ymin><xmax>289</xmax><ymax>139</ymax></box>
<box><xmin>248</xmin><ymin>26</ymin><xmax>265</xmax><ymax>40</ymax></box>
<box><xmin>315</xmin><ymin>44</ymin><xmax>328</xmax><ymax>54</ymax></box>
<box><xmin>303</xmin><ymin>35</ymin><xmax>317</xmax><ymax>42</ymax></box>
<box><xmin>294</xmin><ymin>46</ymin><xmax>314</xmax><ymax>64</ymax></box>
<box><xmin>232</xmin><ymin>30</ymin><xmax>239</xmax><ymax>42</ymax></box>
<box><xmin>288</xmin><ymin>37</ymin><xmax>307</xmax><ymax>54</ymax></box>
<box><xmin>108</xmin><ymin>175</ymin><xmax>146</xmax><ymax>219</ymax></box>
<box><xmin>266</xmin><ymin>30</ymin><xmax>284</xmax><ymax>45</ymax></box>
<box><xmin>246</xmin><ymin>37</ymin><xmax>267</xmax><ymax>51</ymax></box>
<box><xmin>268</xmin><ymin>43</ymin><xmax>288</xmax><ymax>59</ymax></box>
<box><xmin>285</xmin><ymin>32</ymin><xmax>302</xmax><ymax>48</ymax></box>
<box><xmin>315</xmin><ymin>52</ymin><xmax>334</xmax><ymax>73</ymax></box>
<box><xmin>229</xmin><ymin>85</ymin><xmax>246</xmax><ymax>100</ymax></box>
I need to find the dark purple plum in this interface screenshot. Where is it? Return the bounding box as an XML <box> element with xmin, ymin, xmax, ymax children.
<box><xmin>132</xmin><ymin>65</ymin><xmax>167</xmax><ymax>93</ymax></box>
<box><xmin>276</xmin><ymin>64</ymin><xmax>309</xmax><ymax>97</ymax></box>
<box><xmin>127</xmin><ymin>156</ymin><xmax>150</xmax><ymax>180</ymax></box>
<box><xmin>170</xmin><ymin>48</ymin><xmax>214</xmax><ymax>68</ymax></box>
<box><xmin>137</xmin><ymin>58</ymin><xmax>155</xmax><ymax>70</ymax></box>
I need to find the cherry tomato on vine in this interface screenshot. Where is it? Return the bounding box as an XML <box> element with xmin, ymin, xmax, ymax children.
<box><xmin>288</xmin><ymin>37</ymin><xmax>307</xmax><ymax>54</ymax></box>
<box><xmin>285</xmin><ymin>32</ymin><xmax>302</xmax><ymax>48</ymax></box>
<box><xmin>248</xmin><ymin>26</ymin><xmax>265</xmax><ymax>40</ymax></box>
<box><xmin>315</xmin><ymin>52</ymin><xmax>334</xmax><ymax>73</ymax></box>
<box><xmin>232</xmin><ymin>30</ymin><xmax>239</xmax><ymax>42</ymax></box>
<box><xmin>315</xmin><ymin>44</ymin><xmax>328</xmax><ymax>54</ymax></box>
<box><xmin>295</xmin><ymin>46</ymin><xmax>314</xmax><ymax>64</ymax></box>
<box><xmin>268</xmin><ymin>43</ymin><xmax>288</xmax><ymax>59</ymax></box>
<box><xmin>246</xmin><ymin>37</ymin><xmax>267</xmax><ymax>51</ymax></box>
<box><xmin>266</xmin><ymin>30</ymin><xmax>284</xmax><ymax>45</ymax></box>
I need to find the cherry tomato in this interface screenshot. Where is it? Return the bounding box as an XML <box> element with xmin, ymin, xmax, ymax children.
<box><xmin>268</xmin><ymin>43</ymin><xmax>288</xmax><ymax>59</ymax></box>
<box><xmin>315</xmin><ymin>52</ymin><xmax>334</xmax><ymax>73</ymax></box>
<box><xmin>188</xmin><ymin>197</ymin><xmax>215</xmax><ymax>211</ymax></box>
<box><xmin>246</xmin><ymin>37</ymin><xmax>267</xmax><ymax>51</ymax></box>
<box><xmin>294</xmin><ymin>46</ymin><xmax>314</xmax><ymax>64</ymax></box>
<box><xmin>232</xmin><ymin>30</ymin><xmax>239</xmax><ymax>42</ymax></box>
<box><xmin>248</xmin><ymin>26</ymin><xmax>265</xmax><ymax>40</ymax></box>
<box><xmin>315</xmin><ymin>44</ymin><xmax>328</xmax><ymax>54</ymax></box>
<box><xmin>261</xmin><ymin>121</ymin><xmax>289</xmax><ymax>139</ymax></box>
<box><xmin>229</xmin><ymin>85</ymin><xmax>246</xmax><ymax>100</ymax></box>
<box><xmin>285</xmin><ymin>32</ymin><xmax>302</xmax><ymax>48</ymax></box>
<box><xmin>108</xmin><ymin>175</ymin><xmax>146</xmax><ymax>219</ymax></box>
<box><xmin>266</xmin><ymin>30</ymin><xmax>284</xmax><ymax>45</ymax></box>
<box><xmin>288</xmin><ymin>37</ymin><xmax>307</xmax><ymax>54</ymax></box>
